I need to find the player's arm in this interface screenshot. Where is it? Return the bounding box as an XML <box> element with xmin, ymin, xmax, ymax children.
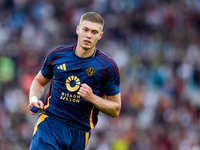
<box><xmin>78</xmin><ymin>83</ymin><xmax>121</xmax><ymax>117</ymax></box>
<box><xmin>96</xmin><ymin>93</ymin><xmax>121</xmax><ymax>117</ymax></box>
<box><xmin>28</xmin><ymin>71</ymin><xmax>51</xmax><ymax>115</ymax></box>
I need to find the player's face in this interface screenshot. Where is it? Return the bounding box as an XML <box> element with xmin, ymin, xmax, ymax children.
<box><xmin>76</xmin><ymin>20</ymin><xmax>103</xmax><ymax>50</ymax></box>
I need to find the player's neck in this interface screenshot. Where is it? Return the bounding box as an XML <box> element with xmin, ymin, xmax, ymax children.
<box><xmin>74</xmin><ymin>45</ymin><xmax>95</xmax><ymax>58</ymax></box>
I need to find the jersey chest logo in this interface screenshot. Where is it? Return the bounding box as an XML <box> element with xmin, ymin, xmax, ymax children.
<box><xmin>57</xmin><ymin>63</ymin><xmax>66</xmax><ymax>71</ymax></box>
<box><xmin>86</xmin><ymin>67</ymin><xmax>96</xmax><ymax>76</ymax></box>
<box><xmin>66</xmin><ymin>76</ymin><xmax>80</xmax><ymax>92</ymax></box>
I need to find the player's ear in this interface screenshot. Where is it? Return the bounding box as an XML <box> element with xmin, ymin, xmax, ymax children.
<box><xmin>76</xmin><ymin>25</ymin><xmax>79</xmax><ymax>35</ymax></box>
<box><xmin>99</xmin><ymin>32</ymin><xmax>103</xmax><ymax>40</ymax></box>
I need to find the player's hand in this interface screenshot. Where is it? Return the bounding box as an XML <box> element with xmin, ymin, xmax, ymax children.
<box><xmin>77</xmin><ymin>83</ymin><xmax>95</xmax><ymax>103</ymax></box>
<box><xmin>28</xmin><ymin>100</ymin><xmax>44</xmax><ymax>115</ymax></box>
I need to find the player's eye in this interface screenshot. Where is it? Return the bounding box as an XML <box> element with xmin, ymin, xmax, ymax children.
<box><xmin>92</xmin><ymin>31</ymin><xmax>98</xmax><ymax>34</ymax></box>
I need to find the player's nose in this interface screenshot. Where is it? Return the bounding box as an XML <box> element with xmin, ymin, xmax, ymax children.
<box><xmin>86</xmin><ymin>32</ymin><xmax>92</xmax><ymax>39</ymax></box>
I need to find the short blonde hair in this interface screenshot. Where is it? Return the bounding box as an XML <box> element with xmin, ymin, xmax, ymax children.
<box><xmin>79</xmin><ymin>12</ymin><xmax>104</xmax><ymax>28</ymax></box>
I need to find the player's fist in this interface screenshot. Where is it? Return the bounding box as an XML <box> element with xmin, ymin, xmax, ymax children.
<box><xmin>28</xmin><ymin>100</ymin><xmax>44</xmax><ymax>115</ymax></box>
<box><xmin>77</xmin><ymin>83</ymin><xmax>94</xmax><ymax>103</ymax></box>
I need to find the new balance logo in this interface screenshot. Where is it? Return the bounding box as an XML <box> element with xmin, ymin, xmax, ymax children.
<box><xmin>57</xmin><ymin>63</ymin><xmax>66</xmax><ymax>71</ymax></box>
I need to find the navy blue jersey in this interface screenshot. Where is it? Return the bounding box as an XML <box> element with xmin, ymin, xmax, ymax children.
<box><xmin>41</xmin><ymin>45</ymin><xmax>120</xmax><ymax>131</ymax></box>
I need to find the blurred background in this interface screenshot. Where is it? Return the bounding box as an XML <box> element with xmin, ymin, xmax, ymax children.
<box><xmin>1</xmin><ymin>0</ymin><xmax>200</xmax><ymax>149</ymax></box>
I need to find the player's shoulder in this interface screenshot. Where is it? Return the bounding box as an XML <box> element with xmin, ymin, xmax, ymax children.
<box><xmin>95</xmin><ymin>49</ymin><xmax>119</xmax><ymax>76</ymax></box>
<box><xmin>47</xmin><ymin>45</ymin><xmax>74</xmax><ymax>58</ymax></box>
<box><xmin>95</xmin><ymin>49</ymin><xmax>118</xmax><ymax>67</ymax></box>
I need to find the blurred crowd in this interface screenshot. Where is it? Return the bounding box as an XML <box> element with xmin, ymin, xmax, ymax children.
<box><xmin>1</xmin><ymin>0</ymin><xmax>200</xmax><ymax>149</ymax></box>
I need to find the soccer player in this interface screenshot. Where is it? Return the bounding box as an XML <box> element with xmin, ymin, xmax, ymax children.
<box><xmin>28</xmin><ymin>12</ymin><xmax>121</xmax><ymax>150</ymax></box>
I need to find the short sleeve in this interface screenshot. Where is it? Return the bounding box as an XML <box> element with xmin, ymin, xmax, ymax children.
<box><xmin>41</xmin><ymin>54</ymin><xmax>54</xmax><ymax>79</ymax></box>
<box><xmin>104</xmin><ymin>63</ymin><xmax>120</xmax><ymax>96</ymax></box>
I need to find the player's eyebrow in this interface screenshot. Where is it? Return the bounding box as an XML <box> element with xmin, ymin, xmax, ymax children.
<box><xmin>82</xmin><ymin>26</ymin><xmax>99</xmax><ymax>33</ymax></box>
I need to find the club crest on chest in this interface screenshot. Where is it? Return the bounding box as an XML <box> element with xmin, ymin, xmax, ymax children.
<box><xmin>86</xmin><ymin>67</ymin><xmax>96</xmax><ymax>76</ymax></box>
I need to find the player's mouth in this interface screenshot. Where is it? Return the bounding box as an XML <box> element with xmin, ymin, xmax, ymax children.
<box><xmin>83</xmin><ymin>40</ymin><xmax>91</xmax><ymax>45</ymax></box>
